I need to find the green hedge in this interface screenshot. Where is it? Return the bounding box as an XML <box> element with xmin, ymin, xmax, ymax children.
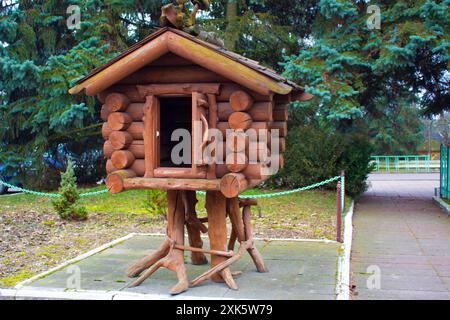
<box><xmin>268</xmin><ymin>126</ymin><xmax>373</xmax><ymax>197</ymax></box>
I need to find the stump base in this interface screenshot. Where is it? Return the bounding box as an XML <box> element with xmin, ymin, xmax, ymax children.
<box><xmin>126</xmin><ymin>190</ymin><xmax>266</xmax><ymax>295</ymax></box>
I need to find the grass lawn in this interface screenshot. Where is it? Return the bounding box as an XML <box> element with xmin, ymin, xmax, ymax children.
<box><xmin>0</xmin><ymin>185</ymin><xmax>351</xmax><ymax>287</ymax></box>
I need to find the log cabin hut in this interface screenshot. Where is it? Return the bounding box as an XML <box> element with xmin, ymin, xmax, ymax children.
<box><xmin>69</xmin><ymin>26</ymin><xmax>310</xmax><ymax>294</ymax></box>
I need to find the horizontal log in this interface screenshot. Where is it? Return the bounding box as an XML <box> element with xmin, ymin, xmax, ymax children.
<box><xmin>81</xmin><ymin>33</ymin><xmax>169</xmax><ymax>96</ymax></box>
<box><xmin>106</xmin><ymin>159</ymin><xmax>145</xmax><ymax>176</ymax></box>
<box><xmin>102</xmin><ymin>122</ymin><xmax>144</xmax><ymax>140</ymax></box>
<box><xmin>106</xmin><ymin>170</ymin><xmax>137</xmax><ymax>194</ymax></box>
<box><xmin>220</xmin><ymin>173</ymin><xmax>248</xmax><ymax>198</ymax></box>
<box><xmin>101</xmin><ymin>103</ymin><xmax>144</xmax><ymax>122</ymax></box>
<box><xmin>217</xmin><ymin>83</ymin><xmax>272</xmax><ymax>102</ymax></box>
<box><xmin>228</xmin><ymin>112</ymin><xmax>253</xmax><ymax>130</ymax></box>
<box><xmin>225</xmin><ymin>152</ymin><xmax>248</xmax><ymax>173</ymax></box>
<box><xmin>122</xmin><ymin>177</ymin><xmax>222</xmax><ymax>192</ymax></box>
<box><xmin>217</xmin><ymin>122</ymin><xmax>269</xmax><ymax>137</ymax></box>
<box><xmin>119</xmin><ymin>66</ymin><xmax>228</xmax><ymax>85</ymax></box>
<box><xmin>222</xmin><ymin>140</ymin><xmax>270</xmax><ymax>163</ymax></box>
<box><xmin>137</xmin><ymin>83</ymin><xmax>221</xmax><ymax>98</ymax></box>
<box><xmin>109</xmin><ymin>131</ymin><xmax>133</xmax><ymax>150</ymax></box>
<box><xmin>216</xmin><ymin>163</ymin><xmax>271</xmax><ymax>180</ymax></box>
<box><xmin>218</xmin><ymin>102</ymin><xmax>273</xmax><ymax>122</ymax></box>
<box><xmin>273</xmin><ymin>104</ymin><xmax>288</xmax><ymax>121</ymax></box>
<box><xmin>107</xmin><ymin>112</ymin><xmax>132</xmax><ymax>131</ymax></box>
<box><xmin>270</xmin><ymin>122</ymin><xmax>287</xmax><ymax>137</ymax></box>
<box><xmin>111</xmin><ymin>150</ymin><xmax>136</xmax><ymax>169</ymax></box>
<box><xmin>151</xmin><ymin>53</ymin><xmax>194</xmax><ymax>67</ymax></box>
<box><xmin>248</xmin><ymin>142</ymin><xmax>271</xmax><ymax>164</ymax></box>
<box><xmin>105</xmin><ymin>93</ymin><xmax>130</xmax><ymax>112</ymax></box>
<box><xmin>104</xmin><ymin>140</ymin><xmax>145</xmax><ymax>159</ymax></box>
<box><xmin>243</xmin><ymin>163</ymin><xmax>272</xmax><ymax>180</ymax></box>
<box><xmin>154</xmin><ymin>167</ymin><xmax>207</xmax><ymax>179</ymax></box>
<box><xmin>238</xmin><ymin>198</ymin><xmax>258</xmax><ymax>207</ymax></box>
<box><xmin>102</xmin><ymin>85</ymin><xmax>143</xmax><ymax>102</ymax></box>
<box><xmin>225</xmin><ymin>131</ymin><xmax>248</xmax><ymax>153</ymax></box>
<box><xmin>230</xmin><ymin>90</ymin><xmax>254</xmax><ymax>111</ymax></box>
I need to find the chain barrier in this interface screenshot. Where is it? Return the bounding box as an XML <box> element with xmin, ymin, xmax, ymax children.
<box><xmin>0</xmin><ymin>179</ymin><xmax>108</xmax><ymax>198</ymax></box>
<box><xmin>197</xmin><ymin>175</ymin><xmax>341</xmax><ymax>199</ymax></box>
<box><xmin>1</xmin><ymin>176</ymin><xmax>342</xmax><ymax>199</ymax></box>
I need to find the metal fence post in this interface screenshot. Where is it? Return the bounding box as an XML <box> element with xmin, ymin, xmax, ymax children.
<box><xmin>340</xmin><ymin>170</ymin><xmax>345</xmax><ymax>213</ymax></box>
<box><xmin>336</xmin><ymin>181</ymin><xmax>342</xmax><ymax>243</ymax></box>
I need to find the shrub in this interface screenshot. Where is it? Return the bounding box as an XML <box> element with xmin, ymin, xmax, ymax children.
<box><xmin>267</xmin><ymin>126</ymin><xmax>373</xmax><ymax>198</ymax></box>
<box><xmin>52</xmin><ymin>160</ymin><xmax>88</xmax><ymax>220</ymax></box>
<box><xmin>143</xmin><ymin>190</ymin><xmax>167</xmax><ymax>220</ymax></box>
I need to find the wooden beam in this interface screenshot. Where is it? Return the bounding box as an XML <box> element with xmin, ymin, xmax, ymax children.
<box><xmin>143</xmin><ymin>96</ymin><xmax>158</xmax><ymax>177</ymax></box>
<box><xmin>122</xmin><ymin>177</ymin><xmax>222</xmax><ymax>191</ymax></box>
<box><xmin>70</xmin><ymin>33</ymin><xmax>170</xmax><ymax>96</ymax></box>
<box><xmin>167</xmin><ymin>32</ymin><xmax>292</xmax><ymax>96</ymax></box>
<box><xmin>137</xmin><ymin>83</ymin><xmax>220</xmax><ymax>98</ymax></box>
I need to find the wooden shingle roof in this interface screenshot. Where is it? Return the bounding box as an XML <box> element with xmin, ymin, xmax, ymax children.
<box><xmin>69</xmin><ymin>27</ymin><xmax>303</xmax><ymax>97</ymax></box>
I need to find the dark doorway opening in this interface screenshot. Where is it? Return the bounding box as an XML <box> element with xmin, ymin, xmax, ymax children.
<box><xmin>159</xmin><ymin>97</ymin><xmax>192</xmax><ymax>168</ymax></box>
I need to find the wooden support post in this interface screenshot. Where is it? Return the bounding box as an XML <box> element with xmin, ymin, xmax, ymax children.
<box><xmin>336</xmin><ymin>182</ymin><xmax>342</xmax><ymax>243</ymax></box>
<box><xmin>191</xmin><ymin>197</ymin><xmax>267</xmax><ymax>288</ymax></box>
<box><xmin>205</xmin><ymin>191</ymin><xmax>237</xmax><ymax>289</ymax></box>
<box><xmin>242</xmin><ymin>205</ymin><xmax>268</xmax><ymax>273</ymax></box>
<box><xmin>128</xmin><ymin>190</ymin><xmax>189</xmax><ymax>295</ymax></box>
<box><xmin>183</xmin><ymin>190</ymin><xmax>208</xmax><ymax>265</ymax></box>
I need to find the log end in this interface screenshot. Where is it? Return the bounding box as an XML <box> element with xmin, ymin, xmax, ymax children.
<box><xmin>111</xmin><ymin>150</ymin><xmax>136</xmax><ymax>169</ymax></box>
<box><xmin>228</xmin><ymin>112</ymin><xmax>253</xmax><ymax>130</ymax></box>
<box><xmin>106</xmin><ymin>170</ymin><xmax>136</xmax><ymax>194</ymax></box>
<box><xmin>107</xmin><ymin>112</ymin><xmax>132</xmax><ymax>131</ymax></box>
<box><xmin>105</xmin><ymin>93</ymin><xmax>130</xmax><ymax>112</ymax></box>
<box><xmin>220</xmin><ymin>173</ymin><xmax>248</xmax><ymax>198</ymax></box>
<box><xmin>109</xmin><ymin>131</ymin><xmax>133</xmax><ymax>150</ymax></box>
<box><xmin>230</xmin><ymin>90</ymin><xmax>254</xmax><ymax>111</ymax></box>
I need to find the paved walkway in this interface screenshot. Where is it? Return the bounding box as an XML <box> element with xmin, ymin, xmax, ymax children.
<box><xmin>351</xmin><ymin>174</ymin><xmax>450</xmax><ymax>300</ymax></box>
<box><xmin>364</xmin><ymin>173</ymin><xmax>438</xmax><ymax>199</ymax></box>
<box><xmin>7</xmin><ymin>235</ymin><xmax>341</xmax><ymax>300</ymax></box>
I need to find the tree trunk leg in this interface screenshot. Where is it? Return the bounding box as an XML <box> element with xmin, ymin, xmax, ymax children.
<box><xmin>220</xmin><ymin>268</ymin><xmax>238</xmax><ymax>290</ymax></box>
<box><xmin>183</xmin><ymin>190</ymin><xmax>208</xmax><ymax>265</ymax></box>
<box><xmin>228</xmin><ymin>227</ymin><xmax>237</xmax><ymax>251</ymax></box>
<box><xmin>206</xmin><ymin>191</ymin><xmax>233</xmax><ymax>283</ymax></box>
<box><xmin>128</xmin><ymin>190</ymin><xmax>189</xmax><ymax>295</ymax></box>
<box><xmin>126</xmin><ymin>239</ymin><xmax>171</xmax><ymax>278</ymax></box>
<box><xmin>243</xmin><ymin>205</ymin><xmax>268</xmax><ymax>273</ymax></box>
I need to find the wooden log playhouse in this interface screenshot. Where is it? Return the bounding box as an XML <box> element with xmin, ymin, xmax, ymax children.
<box><xmin>69</xmin><ymin>3</ymin><xmax>312</xmax><ymax>295</ymax></box>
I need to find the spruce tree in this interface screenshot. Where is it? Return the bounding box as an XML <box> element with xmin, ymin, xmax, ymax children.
<box><xmin>52</xmin><ymin>160</ymin><xmax>87</xmax><ymax>220</ymax></box>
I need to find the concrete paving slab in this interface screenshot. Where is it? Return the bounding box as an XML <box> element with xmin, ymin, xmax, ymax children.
<box><xmin>12</xmin><ymin>234</ymin><xmax>341</xmax><ymax>300</ymax></box>
<box><xmin>351</xmin><ymin>174</ymin><xmax>450</xmax><ymax>300</ymax></box>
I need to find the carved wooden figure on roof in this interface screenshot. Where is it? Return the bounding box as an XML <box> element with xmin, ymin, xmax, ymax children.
<box><xmin>69</xmin><ymin>4</ymin><xmax>311</xmax><ymax>295</ymax></box>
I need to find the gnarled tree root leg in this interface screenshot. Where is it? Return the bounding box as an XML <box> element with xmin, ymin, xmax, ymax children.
<box><xmin>191</xmin><ymin>240</ymin><xmax>251</xmax><ymax>287</ymax></box>
<box><xmin>183</xmin><ymin>190</ymin><xmax>208</xmax><ymax>265</ymax></box>
<box><xmin>128</xmin><ymin>243</ymin><xmax>189</xmax><ymax>295</ymax></box>
<box><xmin>191</xmin><ymin>198</ymin><xmax>268</xmax><ymax>288</ymax></box>
<box><xmin>242</xmin><ymin>205</ymin><xmax>268</xmax><ymax>273</ymax></box>
<box><xmin>127</xmin><ymin>190</ymin><xmax>189</xmax><ymax>295</ymax></box>
<box><xmin>126</xmin><ymin>239</ymin><xmax>171</xmax><ymax>278</ymax></box>
<box><xmin>205</xmin><ymin>191</ymin><xmax>236</xmax><ymax>288</ymax></box>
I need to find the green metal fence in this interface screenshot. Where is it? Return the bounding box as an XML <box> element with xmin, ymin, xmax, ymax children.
<box><xmin>440</xmin><ymin>145</ymin><xmax>449</xmax><ymax>199</ymax></box>
<box><xmin>371</xmin><ymin>155</ymin><xmax>439</xmax><ymax>173</ymax></box>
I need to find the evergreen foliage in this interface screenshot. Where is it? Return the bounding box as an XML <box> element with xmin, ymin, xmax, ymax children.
<box><xmin>52</xmin><ymin>160</ymin><xmax>87</xmax><ymax>220</ymax></box>
<box><xmin>0</xmin><ymin>1</ymin><xmax>165</xmax><ymax>187</ymax></box>
<box><xmin>283</xmin><ymin>0</ymin><xmax>449</xmax><ymax>121</ymax></box>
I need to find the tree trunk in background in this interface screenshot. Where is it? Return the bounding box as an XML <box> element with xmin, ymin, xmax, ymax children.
<box><xmin>225</xmin><ymin>0</ymin><xmax>238</xmax><ymax>51</ymax></box>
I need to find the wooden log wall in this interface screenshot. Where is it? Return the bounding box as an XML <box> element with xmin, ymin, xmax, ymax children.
<box><xmin>101</xmin><ymin>92</ymin><xmax>145</xmax><ymax>178</ymax></box>
<box><xmin>99</xmin><ymin>82</ymin><xmax>288</xmax><ymax>187</ymax></box>
<box><xmin>217</xmin><ymin>89</ymin><xmax>288</xmax><ymax>182</ymax></box>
